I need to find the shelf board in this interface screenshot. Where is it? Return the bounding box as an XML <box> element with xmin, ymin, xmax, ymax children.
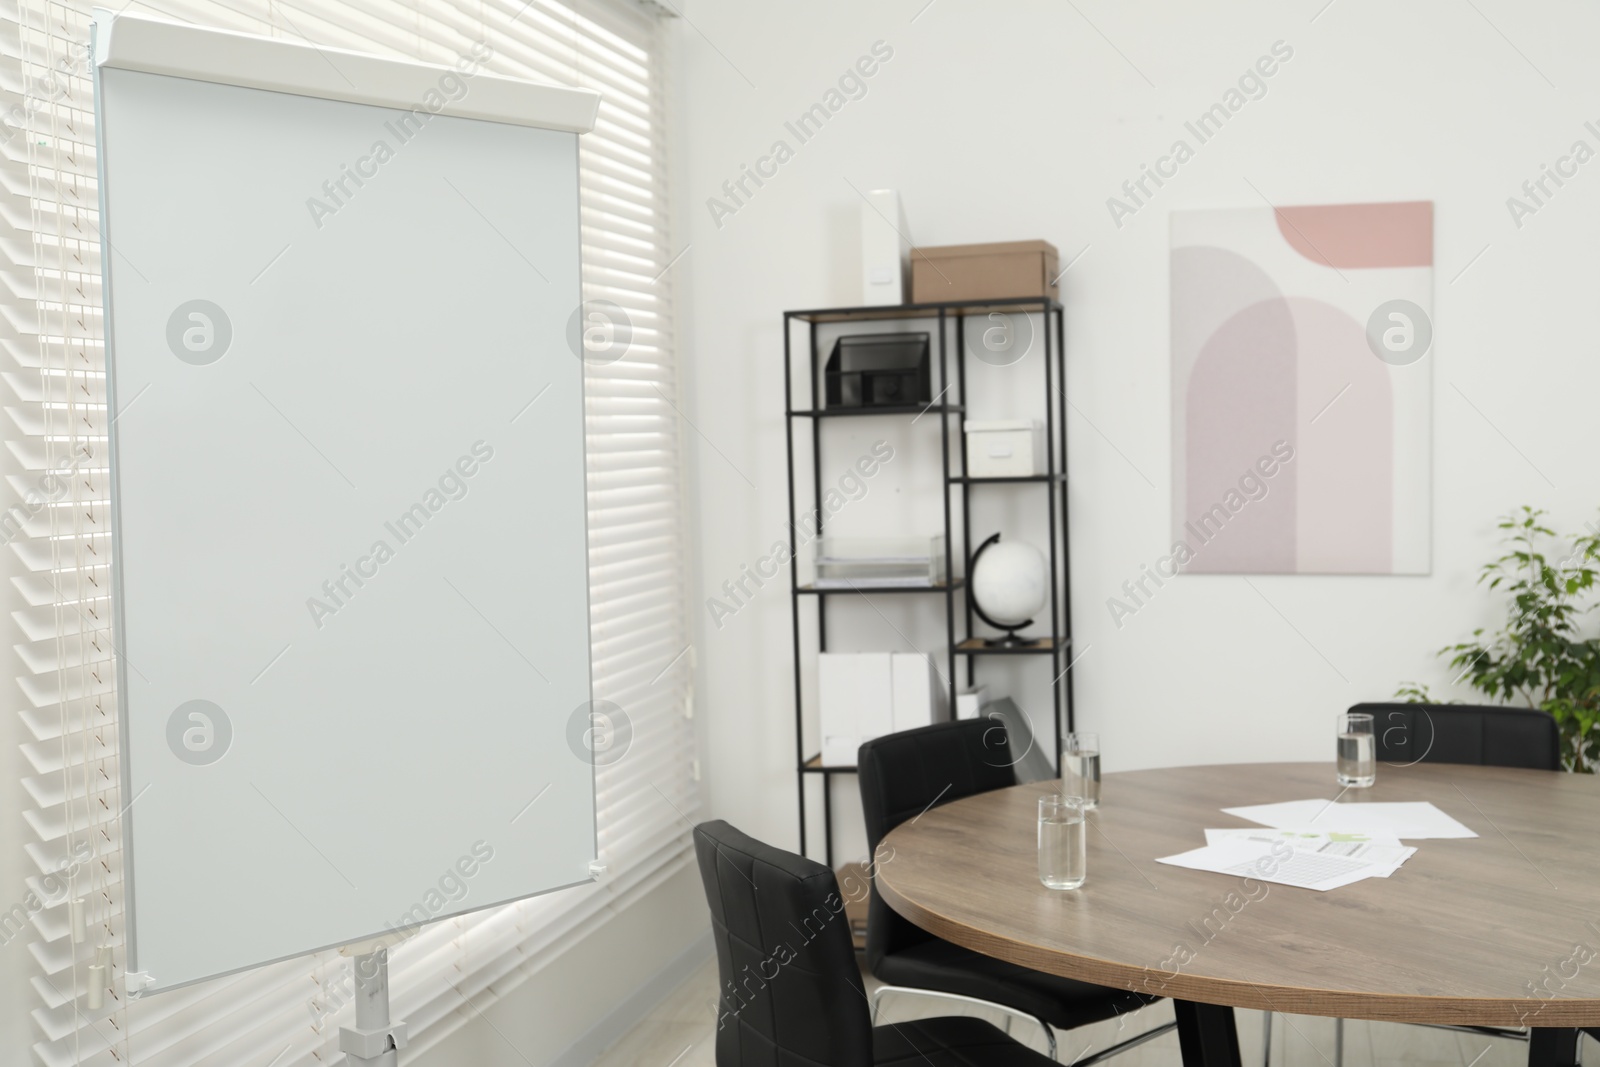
<box><xmin>953</xmin><ymin>635</ymin><xmax>1069</xmax><ymax>656</ymax></box>
<box><xmin>787</xmin><ymin>296</ymin><xmax>1063</xmax><ymax>323</ymax></box>
<box><xmin>803</xmin><ymin>755</ymin><xmax>857</xmax><ymax>774</ymax></box>
<box><xmin>797</xmin><ymin>579</ymin><xmax>962</xmax><ymax>596</ymax></box>
<box><xmin>788</xmin><ymin>403</ymin><xmax>964</xmax><ymax>419</ymax></box>
<box><xmin>949</xmin><ymin>473</ymin><xmax>1066</xmax><ymax>485</ymax></box>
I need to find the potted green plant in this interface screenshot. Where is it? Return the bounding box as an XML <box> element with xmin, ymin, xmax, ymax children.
<box><xmin>1397</xmin><ymin>506</ymin><xmax>1600</xmax><ymax>772</ymax></box>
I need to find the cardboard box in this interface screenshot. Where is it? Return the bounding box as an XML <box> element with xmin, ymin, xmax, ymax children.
<box><xmin>910</xmin><ymin>239</ymin><xmax>1060</xmax><ymax>304</ymax></box>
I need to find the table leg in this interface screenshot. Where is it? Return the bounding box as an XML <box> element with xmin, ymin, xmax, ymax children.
<box><xmin>1528</xmin><ymin>1029</ymin><xmax>1582</xmax><ymax>1067</ymax></box>
<box><xmin>1174</xmin><ymin>1001</ymin><xmax>1242</xmax><ymax>1067</ymax></box>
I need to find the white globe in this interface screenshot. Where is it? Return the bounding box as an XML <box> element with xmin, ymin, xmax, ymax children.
<box><xmin>971</xmin><ymin>540</ymin><xmax>1048</xmax><ymax>627</ymax></box>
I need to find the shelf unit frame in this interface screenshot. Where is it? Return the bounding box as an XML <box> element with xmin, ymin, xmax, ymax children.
<box><xmin>784</xmin><ymin>297</ymin><xmax>1074</xmax><ymax>866</ymax></box>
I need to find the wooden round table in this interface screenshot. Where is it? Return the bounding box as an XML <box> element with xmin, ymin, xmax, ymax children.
<box><xmin>875</xmin><ymin>762</ymin><xmax>1600</xmax><ymax>1067</ymax></box>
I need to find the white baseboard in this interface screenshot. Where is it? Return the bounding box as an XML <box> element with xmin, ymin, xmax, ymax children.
<box><xmin>546</xmin><ymin>930</ymin><xmax>714</xmax><ymax>1067</ymax></box>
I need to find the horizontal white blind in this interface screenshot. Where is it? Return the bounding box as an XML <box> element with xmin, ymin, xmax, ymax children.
<box><xmin>2</xmin><ymin>0</ymin><xmax>696</xmax><ymax>1063</ymax></box>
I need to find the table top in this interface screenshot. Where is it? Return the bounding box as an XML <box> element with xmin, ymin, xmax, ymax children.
<box><xmin>874</xmin><ymin>761</ymin><xmax>1600</xmax><ymax>1026</ymax></box>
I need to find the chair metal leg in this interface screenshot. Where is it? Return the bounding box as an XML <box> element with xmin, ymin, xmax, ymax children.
<box><xmin>1335</xmin><ymin>1018</ymin><xmax>1344</xmax><ymax>1067</ymax></box>
<box><xmin>1262</xmin><ymin>1012</ymin><xmax>1272</xmax><ymax>1067</ymax></box>
<box><xmin>1073</xmin><ymin>1022</ymin><xmax>1179</xmax><ymax>1067</ymax></box>
<box><xmin>869</xmin><ymin>984</ymin><xmax>1174</xmax><ymax>1065</ymax></box>
<box><xmin>870</xmin><ymin>985</ymin><xmax>1057</xmax><ymax>1060</ymax></box>
<box><xmin>1413</xmin><ymin>1025</ymin><xmax>1527</xmax><ymax>1042</ymax></box>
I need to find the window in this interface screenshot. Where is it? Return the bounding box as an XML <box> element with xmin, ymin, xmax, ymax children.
<box><xmin>3</xmin><ymin>1</ymin><xmax>694</xmax><ymax>1062</ymax></box>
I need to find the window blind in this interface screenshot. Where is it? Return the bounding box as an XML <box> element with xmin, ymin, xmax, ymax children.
<box><xmin>3</xmin><ymin>1</ymin><xmax>696</xmax><ymax>1063</ymax></box>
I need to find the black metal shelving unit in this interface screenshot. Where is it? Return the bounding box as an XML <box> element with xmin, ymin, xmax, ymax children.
<box><xmin>784</xmin><ymin>297</ymin><xmax>1074</xmax><ymax>868</ymax></box>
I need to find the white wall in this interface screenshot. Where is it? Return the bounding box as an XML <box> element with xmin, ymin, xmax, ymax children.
<box><xmin>678</xmin><ymin>0</ymin><xmax>1600</xmax><ymax>866</ymax></box>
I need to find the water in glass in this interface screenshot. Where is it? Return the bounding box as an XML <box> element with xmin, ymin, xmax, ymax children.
<box><xmin>1038</xmin><ymin>796</ymin><xmax>1086</xmax><ymax>890</ymax></box>
<box><xmin>1062</xmin><ymin>751</ymin><xmax>1101</xmax><ymax>809</ymax></box>
<box><xmin>1062</xmin><ymin>732</ymin><xmax>1101</xmax><ymax>809</ymax></box>
<box><xmin>1337</xmin><ymin>731</ymin><xmax>1375</xmax><ymax>787</ymax></box>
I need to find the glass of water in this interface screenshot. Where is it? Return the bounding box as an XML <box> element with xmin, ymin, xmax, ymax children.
<box><xmin>1061</xmin><ymin>732</ymin><xmax>1101</xmax><ymax>809</ymax></box>
<box><xmin>1039</xmin><ymin>795</ymin><xmax>1087</xmax><ymax>889</ymax></box>
<box><xmin>1337</xmin><ymin>712</ymin><xmax>1376</xmax><ymax>787</ymax></box>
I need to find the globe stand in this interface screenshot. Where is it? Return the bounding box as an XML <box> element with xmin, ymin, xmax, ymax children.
<box><xmin>968</xmin><ymin>533</ymin><xmax>1040</xmax><ymax>648</ymax></box>
<box><xmin>979</xmin><ymin>621</ymin><xmax>1034</xmax><ymax>647</ymax></box>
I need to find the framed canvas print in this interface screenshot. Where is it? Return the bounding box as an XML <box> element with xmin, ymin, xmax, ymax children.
<box><xmin>1170</xmin><ymin>201</ymin><xmax>1433</xmax><ymax>575</ymax></box>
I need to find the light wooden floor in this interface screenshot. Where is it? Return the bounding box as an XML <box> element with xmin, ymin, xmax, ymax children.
<box><xmin>592</xmin><ymin>955</ymin><xmax>1597</xmax><ymax>1067</ymax></box>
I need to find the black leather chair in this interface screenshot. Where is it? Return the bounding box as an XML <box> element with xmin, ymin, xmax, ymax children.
<box><xmin>694</xmin><ymin>819</ymin><xmax>1061</xmax><ymax>1067</ymax></box>
<box><xmin>1356</xmin><ymin>701</ymin><xmax>1561</xmax><ymax>770</ymax></box>
<box><xmin>1280</xmin><ymin>703</ymin><xmax>1564</xmax><ymax>1067</ymax></box>
<box><xmin>858</xmin><ymin>718</ymin><xmax>1170</xmax><ymax>1062</ymax></box>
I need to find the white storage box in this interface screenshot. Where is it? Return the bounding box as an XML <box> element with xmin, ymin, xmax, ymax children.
<box><xmin>954</xmin><ymin>685</ymin><xmax>989</xmax><ymax>720</ymax></box>
<box><xmin>818</xmin><ymin>651</ymin><xmax>943</xmax><ymax>765</ymax></box>
<box><xmin>814</xmin><ymin>535</ymin><xmax>947</xmax><ymax>588</ymax></box>
<box><xmin>891</xmin><ymin>653</ymin><xmax>938</xmax><ymax>734</ymax></box>
<box><xmin>860</xmin><ymin>189</ymin><xmax>909</xmax><ymax>306</ymax></box>
<box><xmin>964</xmin><ymin>420</ymin><xmax>1042</xmax><ymax>478</ymax></box>
<box><xmin>819</xmin><ymin>653</ymin><xmax>893</xmax><ymax>766</ymax></box>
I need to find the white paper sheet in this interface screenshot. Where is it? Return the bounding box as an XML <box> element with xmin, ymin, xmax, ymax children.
<box><xmin>1155</xmin><ymin>839</ymin><xmax>1384</xmax><ymax>892</ymax></box>
<box><xmin>1202</xmin><ymin>827</ymin><xmax>1416</xmax><ymax>877</ymax></box>
<box><xmin>1221</xmin><ymin>798</ymin><xmax>1478</xmax><ymax>839</ymax></box>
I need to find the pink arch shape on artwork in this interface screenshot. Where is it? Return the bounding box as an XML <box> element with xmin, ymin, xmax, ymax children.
<box><xmin>1182</xmin><ymin>294</ymin><xmax>1396</xmax><ymax>574</ymax></box>
<box><xmin>1285</xmin><ymin>297</ymin><xmax>1393</xmax><ymax>573</ymax></box>
<box><xmin>1183</xmin><ymin>297</ymin><xmax>1298</xmax><ymax>573</ymax></box>
<box><xmin>1274</xmin><ymin>201</ymin><xmax>1433</xmax><ymax>269</ymax></box>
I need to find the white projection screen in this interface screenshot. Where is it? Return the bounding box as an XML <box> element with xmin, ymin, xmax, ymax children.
<box><xmin>93</xmin><ymin>13</ymin><xmax>602</xmax><ymax>993</ymax></box>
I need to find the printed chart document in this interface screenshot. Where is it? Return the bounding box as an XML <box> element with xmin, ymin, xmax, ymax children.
<box><xmin>1221</xmin><ymin>798</ymin><xmax>1478</xmax><ymax>839</ymax></box>
<box><xmin>1202</xmin><ymin>827</ymin><xmax>1416</xmax><ymax>877</ymax></box>
<box><xmin>1155</xmin><ymin>839</ymin><xmax>1385</xmax><ymax>892</ymax></box>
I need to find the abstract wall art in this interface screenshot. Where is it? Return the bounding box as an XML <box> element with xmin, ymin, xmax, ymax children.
<box><xmin>1170</xmin><ymin>201</ymin><xmax>1433</xmax><ymax>575</ymax></box>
